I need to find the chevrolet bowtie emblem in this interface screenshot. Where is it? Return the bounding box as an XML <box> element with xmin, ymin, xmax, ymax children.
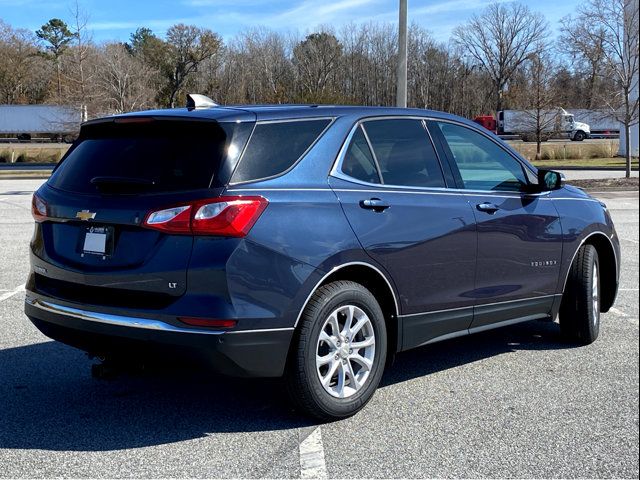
<box><xmin>76</xmin><ymin>210</ymin><xmax>96</xmax><ymax>221</ymax></box>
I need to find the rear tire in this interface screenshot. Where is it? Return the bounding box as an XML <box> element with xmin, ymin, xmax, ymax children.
<box><xmin>286</xmin><ymin>281</ymin><xmax>387</xmax><ymax>421</ymax></box>
<box><xmin>559</xmin><ymin>244</ymin><xmax>600</xmax><ymax>344</ymax></box>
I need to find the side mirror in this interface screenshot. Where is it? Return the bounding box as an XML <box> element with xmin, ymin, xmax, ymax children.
<box><xmin>537</xmin><ymin>169</ymin><xmax>564</xmax><ymax>191</ymax></box>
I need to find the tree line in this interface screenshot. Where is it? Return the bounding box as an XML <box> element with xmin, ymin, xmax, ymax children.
<box><xmin>0</xmin><ymin>0</ymin><xmax>637</xmax><ymax>128</ymax></box>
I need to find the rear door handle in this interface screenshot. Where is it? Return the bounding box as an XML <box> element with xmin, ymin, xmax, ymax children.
<box><xmin>476</xmin><ymin>202</ymin><xmax>500</xmax><ymax>214</ymax></box>
<box><xmin>360</xmin><ymin>198</ymin><xmax>389</xmax><ymax>212</ymax></box>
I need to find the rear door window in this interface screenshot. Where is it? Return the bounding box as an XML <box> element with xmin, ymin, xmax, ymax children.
<box><xmin>362</xmin><ymin>119</ymin><xmax>446</xmax><ymax>188</ymax></box>
<box><xmin>49</xmin><ymin>119</ymin><xmax>249</xmax><ymax>194</ymax></box>
<box><xmin>231</xmin><ymin>118</ymin><xmax>331</xmax><ymax>183</ymax></box>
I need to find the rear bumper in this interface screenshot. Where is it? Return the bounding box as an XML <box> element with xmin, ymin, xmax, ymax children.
<box><xmin>25</xmin><ymin>294</ymin><xmax>293</xmax><ymax>377</ymax></box>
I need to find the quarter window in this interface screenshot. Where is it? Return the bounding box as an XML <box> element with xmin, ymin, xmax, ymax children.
<box><xmin>231</xmin><ymin>119</ymin><xmax>331</xmax><ymax>183</ymax></box>
<box><xmin>341</xmin><ymin>126</ymin><xmax>381</xmax><ymax>184</ymax></box>
<box><xmin>362</xmin><ymin>119</ymin><xmax>445</xmax><ymax>188</ymax></box>
<box><xmin>435</xmin><ymin>122</ymin><xmax>529</xmax><ymax>192</ymax></box>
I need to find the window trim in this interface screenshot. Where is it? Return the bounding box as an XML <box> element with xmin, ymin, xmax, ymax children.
<box><xmin>330</xmin><ymin>115</ymin><xmax>541</xmax><ymax>195</ymax></box>
<box><xmin>228</xmin><ymin>116</ymin><xmax>335</xmax><ymax>186</ymax></box>
<box><xmin>331</xmin><ymin>116</ymin><xmax>449</xmax><ymax>190</ymax></box>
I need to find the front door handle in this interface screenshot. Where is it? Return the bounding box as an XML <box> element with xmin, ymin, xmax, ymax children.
<box><xmin>476</xmin><ymin>202</ymin><xmax>500</xmax><ymax>214</ymax></box>
<box><xmin>360</xmin><ymin>198</ymin><xmax>389</xmax><ymax>212</ymax></box>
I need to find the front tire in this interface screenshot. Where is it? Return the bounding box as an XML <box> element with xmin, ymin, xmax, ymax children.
<box><xmin>286</xmin><ymin>281</ymin><xmax>387</xmax><ymax>421</ymax></box>
<box><xmin>559</xmin><ymin>244</ymin><xmax>600</xmax><ymax>344</ymax></box>
<box><xmin>572</xmin><ymin>130</ymin><xmax>586</xmax><ymax>141</ymax></box>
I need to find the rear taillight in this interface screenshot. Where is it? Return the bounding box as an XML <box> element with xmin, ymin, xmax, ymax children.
<box><xmin>143</xmin><ymin>196</ymin><xmax>267</xmax><ymax>237</ymax></box>
<box><xmin>31</xmin><ymin>193</ymin><xmax>48</xmax><ymax>222</ymax></box>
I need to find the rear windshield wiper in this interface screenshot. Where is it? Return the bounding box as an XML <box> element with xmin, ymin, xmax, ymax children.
<box><xmin>90</xmin><ymin>176</ymin><xmax>156</xmax><ymax>193</ymax></box>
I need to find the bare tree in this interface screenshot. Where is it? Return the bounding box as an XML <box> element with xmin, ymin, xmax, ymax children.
<box><xmin>408</xmin><ymin>25</ymin><xmax>455</xmax><ymax>112</ymax></box>
<box><xmin>228</xmin><ymin>28</ymin><xmax>293</xmax><ymax>103</ymax></box>
<box><xmin>559</xmin><ymin>14</ymin><xmax>608</xmax><ymax>108</ymax></box>
<box><xmin>97</xmin><ymin>43</ymin><xmax>155</xmax><ymax>113</ymax></box>
<box><xmin>338</xmin><ymin>23</ymin><xmax>371</xmax><ymax>104</ymax></box>
<box><xmin>0</xmin><ymin>21</ymin><xmax>41</xmax><ymax>104</ymax></box>
<box><xmin>366</xmin><ymin>23</ymin><xmax>397</xmax><ymax>106</ymax></box>
<box><xmin>519</xmin><ymin>47</ymin><xmax>562</xmax><ymax>159</ymax></box>
<box><xmin>453</xmin><ymin>2</ymin><xmax>548</xmax><ymax>113</ymax></box>
<box><xmin>65</xmin><ymin>2</ymin><xmax>93</xmax><ymax>119</ymax></box>
<box><xmin>293</xmin><ymin>31</ymin><xmax>343</xmax><ymax>102</ymax></box>
<box><xmin>163</xmin><ymin>24</ymin><xmax>222</xmax><ymax>108</ymax></box>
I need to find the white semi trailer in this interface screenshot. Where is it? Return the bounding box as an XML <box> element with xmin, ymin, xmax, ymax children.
<box><xmin>0</xmin><ymin>105</ymin><xmax>81</xmax><ymax>142</ymax></box>
<box><xmin>497</xmin><ymin>108</ymin><xmax>591</xmax><ymax>141</ymax></box>
<box><xmin>567</xmin><ymin>109</ymin><xmax>620</xmax><ymax>138</ymax></box>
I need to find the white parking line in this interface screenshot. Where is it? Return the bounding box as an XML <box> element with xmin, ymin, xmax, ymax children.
<box><xmin>608</xmin><ymin>307</ymin><xmax>627</xmax><ymax>317</ymax></box>
<box><xmin>299</xmin><ymin>427</ymin><xmax>327</xmax><ymax>479</ymax></box>
<box><xmin>0</xmin><ymin>283</ymin><xmax>25</xmax><ymax>302</ymax></box>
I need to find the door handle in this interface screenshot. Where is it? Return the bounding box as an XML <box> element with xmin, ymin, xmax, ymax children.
<box><xmin>476</xmin><ymin>202</ymin><xmax>500</xmax><ymax>214</ymax></box>
<box><xmin>360</xmin><ymin>198</ymin><xmax>389</xmax><ymax>212</ymax></box>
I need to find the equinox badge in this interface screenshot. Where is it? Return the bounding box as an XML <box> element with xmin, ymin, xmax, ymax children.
<box><xmin>76</xmin><ymin>210</ymin><xmax>96</xmax><ymax>221</ymax></box>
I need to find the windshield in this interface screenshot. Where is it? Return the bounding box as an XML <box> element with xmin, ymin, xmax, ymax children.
<box><xmin>48</xmin><ymin>119</ymin><xmax>252</xmax><ymax>194</ymax></box>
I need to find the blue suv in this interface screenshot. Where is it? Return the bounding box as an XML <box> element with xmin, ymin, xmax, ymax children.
<box><xmin>26</xmin><ymin>96</ymin><xmax>620</xmax><ymax>420</ymax></box>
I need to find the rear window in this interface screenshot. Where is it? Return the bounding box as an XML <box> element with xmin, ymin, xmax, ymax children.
<box><xmin>230</xmin><ymin>118</ymin><xmax>331</xmax><ymax>183</ymax></box>
<box><xmin>49</xmin><ymin>119</ymin><xmax>250</xmax><ymax>194</ymax></box>
<box><xmin>363</xmin><ymin>119</ymin><xmax>445</xmax><ymax>188</ymax></box>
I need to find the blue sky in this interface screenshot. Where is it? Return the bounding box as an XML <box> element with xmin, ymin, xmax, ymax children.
<box><xmin>1</xmin><ymin>0</ymin><xmax>582</xmax><ymax>43</ymax></box>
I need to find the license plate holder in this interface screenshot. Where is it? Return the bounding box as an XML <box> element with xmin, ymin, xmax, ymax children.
<box><xmin>81</xmin><ymin>226</ymin><xmax>114</xmax><ymax>256</ymax></box>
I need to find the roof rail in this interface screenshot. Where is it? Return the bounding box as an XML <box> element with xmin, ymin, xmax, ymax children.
<box><xmin>186</xmin><ymin>94</ymin><xmax>218</xmax><ymax>110</ymax></box>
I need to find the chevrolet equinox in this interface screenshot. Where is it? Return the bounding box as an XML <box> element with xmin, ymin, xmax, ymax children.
<box><xmin>25</xmin><ymin>95</ymin><xmax>620</xmax><ymax>420</ymax></box>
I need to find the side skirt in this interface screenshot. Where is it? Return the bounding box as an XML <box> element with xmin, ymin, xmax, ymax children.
<box><xmin>399</xmin><ymin>295</ymin><xmax>561</xmax><ymax>352</ymax></box>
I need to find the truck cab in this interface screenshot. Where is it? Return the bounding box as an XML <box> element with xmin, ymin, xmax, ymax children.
<box><xmin>560</xmin><ymin>112</ymin><xmax>590</xmax><ymax>141</ymax></box>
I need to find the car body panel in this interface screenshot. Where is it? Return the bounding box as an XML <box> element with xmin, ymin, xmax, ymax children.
<box><xmin>463</xmin><ymin>191</ymin><xmax>563</xmax><ymax>327</ymax></box>
<box><xmin>328</xmin><ymin>176</ymin><xmax>478</xmax><ymax>345</ymax></box>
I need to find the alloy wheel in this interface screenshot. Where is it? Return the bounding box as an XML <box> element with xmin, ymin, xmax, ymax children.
<box><xmin>592</xmin><ymin>263</ymin><xmax>599</xmax><ymax>326</ymax></box>
<box><xmin>315</xmin><ymin>305</ymin><xmax>376</xmax><ymax>398</ymax></box>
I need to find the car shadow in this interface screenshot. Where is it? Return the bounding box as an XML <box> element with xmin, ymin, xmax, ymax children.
<box><xmin>0</xmin><ymin>320</ymin><xmax>574</xmax><ymax>452</ymax></box>
<box><xmin>381</xmin><ymin>319</ymin><xmax>576</xmax><ymax>387</ymax></box>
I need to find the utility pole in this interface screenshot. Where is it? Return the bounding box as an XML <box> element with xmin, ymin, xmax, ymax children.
<box><xmin>396</xmin><ymin>0</ymin><xmax>408</xmax><ymax>107</ymax></box>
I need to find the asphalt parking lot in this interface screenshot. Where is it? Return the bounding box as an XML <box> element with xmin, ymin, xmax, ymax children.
<box><xmin>0</xmin><ymin>179</ymin><xmax>638</xmax><ymax>478</ymax></box>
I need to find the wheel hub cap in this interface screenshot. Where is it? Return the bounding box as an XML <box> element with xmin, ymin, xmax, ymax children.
<box><xmin>316</xmin><ymin>305</ymin><xmax>376</xmax><ymax>398</ymax></box>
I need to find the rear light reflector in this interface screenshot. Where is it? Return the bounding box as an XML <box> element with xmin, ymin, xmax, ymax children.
<box><xmin>179</xmin><ymin>317</ymin><xmax>237</xmax><ymax>328</ymax></box>
<box><xmin>143</xmin><ymin>196</ymin><xmax>267</xmax><ymax>237</ymax></box>
<box><xmin>31</xmin><ymin>193</ymin><xmax>48</xmax><ymax>222</ymax></box>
